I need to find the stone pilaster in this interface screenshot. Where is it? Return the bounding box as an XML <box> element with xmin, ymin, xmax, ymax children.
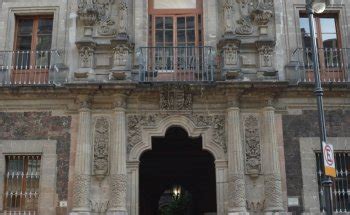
<box><xmin>227</xmin><ymin>99</ymin><xmax>247</xmax><ymax>213</ymax></box>
<box><xmin>108</xmin><ymin>94</ymin><xmax>128</xmax><ymax>215</ymax></box>
<box><xmin>263</xmin><ymin>105</ymin><xmax>284</xmax><ymax>212</ymax></box>
<box><xmin>72</xmin><ymin>96</ymin><xmax>92</xmax><ymax>213</ymax></box>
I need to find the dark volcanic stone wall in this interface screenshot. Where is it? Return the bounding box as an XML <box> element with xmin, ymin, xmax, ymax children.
<box><xmin>0</xmin><ymin>112</ymin><xmax>71</xmax><ymax>200</ymax></box>
<box><xmin>282</xmin><ymin>109</ymin><xmax>350</xmax><ymax>213</ymax></box>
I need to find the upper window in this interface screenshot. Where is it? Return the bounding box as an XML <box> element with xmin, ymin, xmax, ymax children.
<box><xmin>4</xmin><ymin>155</ymin><xmax>41</xmax><ymax>213</ymax></box>
<box><xmin>15</xmin><ymin>16</ymin><xmax>53</xmax><ymax>52</ymax></box>
<box><xmin>299</xmin><ymin>14</ymin><xmax>340</xmax><ymax>50</ymax></box>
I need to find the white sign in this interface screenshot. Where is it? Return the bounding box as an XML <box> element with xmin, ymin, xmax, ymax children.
<box><xmin>322</xmin><ymin>141</ymin><xmax>336</xmax><ymax>177</ymax></box>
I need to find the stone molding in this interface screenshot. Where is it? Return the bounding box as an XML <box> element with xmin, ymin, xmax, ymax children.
<box><xmin>0</xmin><ymin>140</ymin><xmax>57</xmax><ymax>214</ymax></box>
<box><xmin>127</xmin><ymin>114</ymin><xmax>226</xmax><ymax>161</ymax></box>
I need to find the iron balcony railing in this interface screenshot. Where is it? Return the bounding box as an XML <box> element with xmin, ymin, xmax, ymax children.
<box><xmin>0</xmin><ymin>50</ymin><xmax>67</xmax><ymax>86</ymax></box>
<box><xmin>293</xmin><ymin>48</ymin><xmax>350</xmax><ymax>83</ymax></box>
<box><xmin>137</xmin><ymin>46</ymin><xmax>215</xmax><ymax>82</ymax></box>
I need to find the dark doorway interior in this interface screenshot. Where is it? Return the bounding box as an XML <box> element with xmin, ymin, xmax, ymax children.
<box><xmin>139</xmin><ymin>127</ymin><xmax>217</xmax><ymax>215</ymax></box>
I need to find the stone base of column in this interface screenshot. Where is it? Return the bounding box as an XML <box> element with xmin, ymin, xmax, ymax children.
<box><xmin>69</xmin><ymin>212</ymin><xmax>91</xmax><ymax>215</ymax></box>
<box><xmin>228</xmin><ymin>212</ymin><xmax>250</xmax><ymax>215</ymax></box>
<box><xmin>106</xmin><ymin>210</ymin><xmax>128</xmax><ymax>215</ymax></box>
<box><xmin>264</xmin><ymin>207</ymin><xmax>285</xmax><ymax>213</ymax></box>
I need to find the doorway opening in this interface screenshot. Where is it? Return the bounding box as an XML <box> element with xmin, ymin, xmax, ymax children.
<box><xmin>139</xmin><ymin>126</ymin><xmax>217</xmax><ymax>215</ymax></box>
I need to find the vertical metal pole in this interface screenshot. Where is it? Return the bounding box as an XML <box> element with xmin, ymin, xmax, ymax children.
<box><xmin>306</xmin><ymin>1</ymin><xmax>333</xmax><ymax>214</ymax></box>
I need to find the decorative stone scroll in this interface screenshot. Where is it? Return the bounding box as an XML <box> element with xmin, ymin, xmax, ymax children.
<box><xmin>243</xmin><ymin>114</ymin><xmax>262</xmax><ymax>176</ymax></box>
<box><xmin>251</xmin><ymin>0</ymin><xmax>274</xmax><ymax>26</ymax></box>
<box><xmin>127</xmin><ymin>113</ymin><xmax>226</xmax><ymax>153</ymax></box>
<box><xmin>77</xmin><ymin>0</ymin><xmax>116</xmax><ymax>36</ymax></box>
<box><xmin>236</xmin><ymin>0</ymin><xmax>254</xmax><ymax>35</ymax></box>
<box><xmin>160</xmin><ymin>85</ymin><xmax>192</xmax><ymax>111</ymax></box>
<box><xmin>93</xmin><ymin>117</ymin><xmax>110</xmax><ymax>179</ymax></box>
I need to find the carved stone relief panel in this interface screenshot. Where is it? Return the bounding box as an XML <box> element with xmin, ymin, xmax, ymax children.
<box><xmin>78</xmin><ymin>0</ymin><xmax>117</xmax><ymax>36</ymax></box>
<box><xmin>242</xmin><ymin>114</ymin><xmax>262</xmax><ymax>176</ymax></box>
<box><xmin>93</xmin><ymin>116</ymin><xmax>110</xmax><ymax>179</ymax></box>
<box><xmin>127</xmin><ymin>113</ymin><xmax>226</xmax><ymax>153</ymax></box>
<box><xmin>256</xmin><ymin>40</ymin><xmax>275</xmax><ymax>68</ymax></box>
<box><xmin>160</xmin><ymin>85</ymin><xmax>192</xmax><ymax>111</ymax></box>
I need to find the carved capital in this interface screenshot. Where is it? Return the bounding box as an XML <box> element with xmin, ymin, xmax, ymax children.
<box><xmin>109</xmin><ymin>174</ymin><xmax>127</xmax><ymax>210</ymax></box>
<box><xmin>113</xmin><ymin>95</ymin><xmax>127</xmax><ymax>109</ymax></box>
<box><xmin>76</xmin><ymin>40</ymin><xmax>96</xmax><ymax>69</ymax></box>
<box><xmin>77</xmin><ymin>95</ymin><xmax>93</xmax><ymax>110</ymax></box>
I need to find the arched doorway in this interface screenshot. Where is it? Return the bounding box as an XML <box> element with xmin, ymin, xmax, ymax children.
<box><xmin>139</xmin><ymin>126</ymin><xmax>217</xmax><ymax>215</ymax></box>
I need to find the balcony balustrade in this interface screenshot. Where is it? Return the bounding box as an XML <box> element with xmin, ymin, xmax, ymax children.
<box><xmin>137</xmin><ymin>46</ymin><xmax>215</xmax><ymax>82</ymax></box>
<box><xmin>293</xmin><ymin>47</ymin><xmax>350</xmax><ymax>83</ymax></box>
<box><xmin>0</xmin><ymin>50</ymin><xmax>67</xmax><ymax>86</ymax></box>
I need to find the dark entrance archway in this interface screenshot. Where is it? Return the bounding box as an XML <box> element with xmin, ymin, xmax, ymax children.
<box><xmin>139</xmin><ymin>126</ymin><xmax>217</xmax><ymax>215</ymax></box>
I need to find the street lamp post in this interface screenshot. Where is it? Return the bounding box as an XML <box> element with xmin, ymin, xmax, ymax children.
<box><xmin>305</xmin><ymin>0</ymin><xmax>333</xmax><ymax>214</ymax></box>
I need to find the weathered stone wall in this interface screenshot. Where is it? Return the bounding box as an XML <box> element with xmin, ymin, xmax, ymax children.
<box><xmin>0</xmin><ymin>112</ymin><xmax>72</xmax><ymax>200</ymax></box>
<box><xmin>282</xmin><ymin>109</ymin><xmax>350</xmax><ymax>213</ymax></box>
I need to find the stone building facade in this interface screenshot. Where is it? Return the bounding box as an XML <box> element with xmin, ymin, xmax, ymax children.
<box><xmin>0</xmin><ymin>0</ymin><xmax>349</xmax><ymax>214</ymax></box>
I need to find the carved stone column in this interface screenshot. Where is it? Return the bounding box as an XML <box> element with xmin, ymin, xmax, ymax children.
<box><xmin>226</xmin><ymin>99</ymin><xmax>247</xmax><ymax>213</ymax></box>
<box><xmin>108</xmin><ymin>94</ymin><xmax>128</xmax><ymax>215</ymax></box>
<box><xmin>118</xmin><ymin>0</ymin><xmax>128</xmax><ymax>39</ymax></box>
<box><xmin>223</xmin><ymin>0</ymin><xmax>235</xmax><ymax>36</ymax></box>
<box><xmin>263</xmin><ymin>104</ymin><xmax>284</xmax><ymax>212</ymax></box>
<box><xmin>72</xmin><ymin>96</ymin><xmax>93</xmax><ymax>213</ymax></box>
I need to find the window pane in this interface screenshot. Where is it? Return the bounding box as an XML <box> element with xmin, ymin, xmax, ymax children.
<box><xmin>16</xmin><ymin>36</ymin><xmax>32</xmax><ymax>50</ymax></box>
<box><xmin>177</xmin><ymin>30</ymin><xmax>185</xmax><ymax>43</ymax></box>
<box><xmin>299</xmin><ymin>17</ymin><xmax>310</xmax><ymax>35</ymax></box>
<box><xmin>320</xmin><ymin>18</ymin><xmax>336</xmax><ymax>34</ymax></box>
<box><xmin>165</xmin><ymin>17</ymin><xmax>173</xmax><ymax>29</ymax></box>
<box><xmin>154</xmin><ymin>0</ymin><xmax>196</xmax><ymax>9</ymax></box>
<box><xmin>186</xmin><ymin>16</ymin><xmax>195</xmax><ymax>29</ymax></box>
<box><xmin>165</xmin><ymin>30</ymin><xmax>173</xmax><ymax>43</ymax></box>
<box><xmin>177</xmin><ymin>17</ymin><xmax>185</xmax><ymax>29</ymax></box>
<box><xmin>18</xmin><ymin>19</ymin><xmax>33</xmax><ymax>35</ymax></box>
<box><xmin>156</xmin><ymin>30</ymin><xmax>164</xmax><ymax>43</ymax></box>
<box><xmin>36</xmin><ymin>35</ymin><xmax>52</xmax><ymax>50</ymax></box>
<box><xmin>187</xmin><ymin>30</ymin><xmax>195</xmax><ymax>42</ymax></box>
<box><xmin>156</xmin><ymin>17</ymin><xmax>163</xmax><ymax>29</ymax></box>
<box><xmin>38</xmin><ymin>18</ymin><xmax>53</xmax><ymax>34</ymax></box>
<box><xmin>322</xmin><ymin>34</ymin><xmax>337</xmax><ymax>48</ymax></box>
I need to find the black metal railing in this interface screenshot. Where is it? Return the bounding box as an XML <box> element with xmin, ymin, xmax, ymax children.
<box><xmin>293</xmin><ymin>48</ymin><xmax>350</xmax><ymax>83</ymax></box>
<box><xmin>137</xmin><ymin>46</ymin><xmax>215</xmax><ymax>82</ymax></box>
<box><xmin>0</xmin><ymin>50</ymin><xmax>67</xmax><ymax>86</ymax></box>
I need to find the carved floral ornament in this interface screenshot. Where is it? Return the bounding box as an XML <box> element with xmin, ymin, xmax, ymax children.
<box><xmin>93</xmin><ymin>117</ymin><xmax>110</xmax><ymax>178</ymax></box>
<box><xmin>222</xmin><ymin>0</ymin><xmax>274</xmax><ymax>35</ymax></box>
<box><xmin>243</xmin><ymin>114</ymin><xmax>262</xmax><ymax>176</ymax></box>
<box><xmin>77</xmin><ymin>0</ymin><xmax>129</xmax><ymax>36</ymax></box>
<box><xmin>127</xmin><ymin>113</ymin><xmax>227</xmax><ymax>153</ymax></box>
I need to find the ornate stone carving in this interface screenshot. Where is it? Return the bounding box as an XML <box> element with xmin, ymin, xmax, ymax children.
<box><xmin>127</xmin><ymin>113</ymin><xmax>226</xmax><ymax>153</ymax></box>
<box><xmin>251</xmin><ymin>0</ymin><xmax>274</xmax><ymax>25</ymax></box>
<box><xmin>78</xmin><ymin>0</ymin><xmax>116</xmax><ymax>35</ymax></box>
<box><xmin>109</xmin><ymin>174</ymin><xmax>127</xmax><ymax>209</ymax></box>
<box><xmin>236</xmin><ymin>17</ymin><xmax>254</xmax><ymax>35</ymax></box>
<box><xmin>228</xmin><ymin>174</ymin><xmax>246</xmax><ymax>210</ymax></box>
<box><xmin>223</xmin><ymin>0</ymin><xmax>235</xmax><ymax>35</ymax></box>
<box><xmin>160</xmin><ymin>85</ymin><xmax>192</xmax><ymax>110</ymax></box>
<box><xmin>113</xmin><ymin>44</ymin><xmax>130</xmax><ymax>67</ymax></box>
<box><xmin>256</xmin><ymin>41</ymin><xmax>275</xmax><ymax>68</ymax></box>
<box><xmin>189</xmin><ymin>114</ymin><xmax>227</xmax><ymax>152</ymax></box>
<box><xmin>224</xmin><ymin>43</ymin><xmax>240</xmax><ymax>66</ymax></box>
<box><xmin>89</xmin><ymin>200</ymin><xmax>110</xmax><ymax>213</ymax></box>
<box><xmin>243</xmin><ymin>115</ymin><xmax>261</xmax><ymax>176</ymax></box>
<box><xmin>118</xmin><ymin>0</ymin><xmax>128</xmax><ymax>36</ymax></box>
<box><xmin>93</xmin><ymin>117</ymin><xmax>110</xmax><ymax>178</ymax></box>
<box><xmin>79</xmin><ymin>46</ymin><xmax>95</xmax><ymax>68</ymax></box>
<box><xmin>73</xmin><ymin>174</ymin><xmax>91</xmax><ymax>209</ymax></box>
<box><xmin>247</xmin><ymin>200</ymin><xmax>265</xmax><ymax>212</ymax></box>
<box><xmin>264</xmin><ymin>174</ymin><xmax>283</xmax><ymax>211</ymax></box>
